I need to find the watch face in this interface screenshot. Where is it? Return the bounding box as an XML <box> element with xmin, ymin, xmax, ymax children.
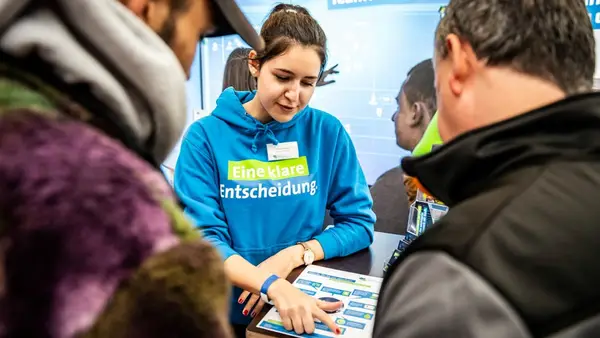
<box><xmin>304</xmin><ymin>250</ymin><xmax>315</xmax><ymax>265</ymax></box>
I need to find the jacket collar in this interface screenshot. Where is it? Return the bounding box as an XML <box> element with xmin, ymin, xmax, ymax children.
<box><xmin>402</xmin><ymin>92</ymin><xmax>600</xmax><ymax>206</ymax></box>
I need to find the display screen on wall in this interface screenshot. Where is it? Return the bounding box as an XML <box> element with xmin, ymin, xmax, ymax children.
<box><xmin>183</xmin><ymin>1</ymin><xmax>600</xmax><ymax>181</ymax></box>
<box><xmin>199</xmin><ymin>0</ymin><xmax>446</xmax><ymax>184</ymax></box>
<box><xmin>163</xmin><ymin>44</ymin><xmax>203</xmax><ymax>168</ymax></box>
<box><xmin>588</xmin><ymin>1</ymin><xmax>600</xmax><ymax>29</ymax></box>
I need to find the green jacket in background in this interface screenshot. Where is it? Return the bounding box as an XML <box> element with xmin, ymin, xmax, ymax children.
<box><xmin>412</xmin><ymin>113</ymin><xmax>442</xmax><ymax>157</ymax></box>
<box><xmin>404</xmin><ymin>113</ymin><xmax>443</xmax><ymax>204</ymax></box>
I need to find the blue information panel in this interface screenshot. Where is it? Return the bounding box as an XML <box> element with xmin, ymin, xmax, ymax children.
<box><xmin>588</xmin><ymin>2</ymin><xmax>600</xmax><ymax>29</ymax></box>
<box><xmin>329</xmin><ymin>0</ymin><xmax>444</xmax><ymax>10</ymax></box>
<box><xmin>200</xmin><ymin>0</ymin><xmax>599</xmax><ymax>184</ymax></box>
<box><xmin>331</xmin><ymin>1</ymin><xmax>600</xmax><ymax>29</ymax></box>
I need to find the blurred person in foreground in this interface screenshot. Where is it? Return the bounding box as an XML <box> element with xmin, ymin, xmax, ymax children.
<box><xmin>375</xmin><ymin>1</ymin><xmax>600</xmax><ymax>337</ymax></box>
<box><xmin>0</xmin><ymin>0</ymin><xmax>262</xmax><ymax>337</ymax></box>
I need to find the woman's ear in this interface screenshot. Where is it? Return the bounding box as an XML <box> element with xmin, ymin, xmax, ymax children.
<box><xmin>247</xmin><ymin>50</ymin><xmax>260</xmax><ymax>78</ymax></box>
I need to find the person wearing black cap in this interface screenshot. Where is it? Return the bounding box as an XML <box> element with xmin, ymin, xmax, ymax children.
<box><xmin>119</xmin><ymin>0</ymin><xmax>263</xmax><ymax>79</ymax></box>
<box><xmin>0</xmin><ymin>0</ymin><xmax>260</xmax><ymax>337</ymax></box>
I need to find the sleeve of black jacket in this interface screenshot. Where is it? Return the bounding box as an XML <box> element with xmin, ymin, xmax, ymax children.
<box><xmin>374</xmin><ymin>252</ymin><xmax>531</xmax><ymax>338</ymax></box>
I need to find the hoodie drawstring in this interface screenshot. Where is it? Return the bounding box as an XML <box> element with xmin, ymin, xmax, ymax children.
<box><xmin>251</xmin><ymin>124</ymin><xmax>279</xmax><ymax>153</ymax></box>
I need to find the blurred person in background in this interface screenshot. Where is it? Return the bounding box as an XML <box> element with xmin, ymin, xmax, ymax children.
<box><xmin>392</xmin><ymin>59</ymin><xmax>436</xmax><ymax>153</ymax></box>
<box><xmin>0</xmin><ymin>0</ymin><xmax>262</xmax><ymax>337</ymax></box>
<box><xmin>375</xmin><ymin>1</ymin><xmax>600</xmax><ymax>337</ymax></box>
<box><xmin>223</xmin><ymin>47</ymin><xmax>257</xmax><ymax>91</ymax></box>
<box><xmin>370</xmin><ymin>59</ymin><xmax>436</xmax><ymax>234</ymax></box>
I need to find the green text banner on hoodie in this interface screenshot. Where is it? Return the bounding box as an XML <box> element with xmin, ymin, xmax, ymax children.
<box><xmin>174</xmin><ymin>88</ymin><xmax>375</xmax><ymax>325</ymax></box>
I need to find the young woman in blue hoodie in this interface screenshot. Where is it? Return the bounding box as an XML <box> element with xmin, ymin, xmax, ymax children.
<box><xmin>175</xmin><ymin>4</ymin><xmax>375</xmax><ymax>337</ymax></box>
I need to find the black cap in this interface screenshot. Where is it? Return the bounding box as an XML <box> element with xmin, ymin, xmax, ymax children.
<box><xmin>207</xmin><ymin>0</ymin><xmax>264</xmax><ymax>51</ymax></box>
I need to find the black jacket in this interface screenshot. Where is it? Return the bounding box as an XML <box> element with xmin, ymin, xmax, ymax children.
<box><xmin>374</xmin><ymin>93</ymin><xmax>600</xmax><ymax>338</ymax></box>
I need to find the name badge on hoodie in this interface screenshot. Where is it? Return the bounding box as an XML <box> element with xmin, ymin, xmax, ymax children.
<box><xmin>267</xmin><ymin>142</ymin><xmax>299</xmax><ymax>161</ymax></box>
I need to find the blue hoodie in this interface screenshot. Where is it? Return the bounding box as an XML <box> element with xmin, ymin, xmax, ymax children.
<box><xmin>174</xmin><ymin>88</ymin><xmax>375</xmax><ymax>325</ymax></box>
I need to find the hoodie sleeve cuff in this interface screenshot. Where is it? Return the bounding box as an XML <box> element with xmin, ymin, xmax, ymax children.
<box><xmin>314</xmin><ymin>230</ymin><xmax>343</xmax><ymax>260</ymax></box>
<box><xmin>206</xmin><ymin>237</ymin><xmax>239</xmax><ymax>261</ymax></box>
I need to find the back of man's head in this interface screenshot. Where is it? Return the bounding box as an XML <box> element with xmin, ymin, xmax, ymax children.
<box><xmin>434</xmin><ymin>0</ymin><xmax>595</xmax><ymax>141</ymax></box>
<box><xmin>392</xmin><ymin>58</ymin><xmax>437</xmax><ymax>151</ymax></box>
<box><xmin>403</xmin><ymin>59</ymin><xmax>436</xmax><ymax>117</ymax></box>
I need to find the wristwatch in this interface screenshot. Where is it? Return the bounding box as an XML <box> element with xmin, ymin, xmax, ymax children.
<box><xmin>297</xmin><ymin>241</ymin><xmax>315</xmax><ymax>265</ymax></box>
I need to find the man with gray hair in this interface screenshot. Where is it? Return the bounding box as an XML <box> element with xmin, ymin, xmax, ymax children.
<box><xmin>374</xmin><ymin>1</ymin><xmax>600</xmax><ymax>337</ymax></box>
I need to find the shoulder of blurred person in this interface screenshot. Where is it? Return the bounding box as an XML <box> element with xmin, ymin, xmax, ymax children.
<box><xmin>370</xmin><ymin>166</ymin><xmax>409</xmax><ymax>235</ymax></box>
<box><xmin>0</xmin><ymin>0</ymin><xmax>262</xmax><ymax>337</ymax></box>
<box><xmin>375</xmin><ymin>1</ymin><xmax>600</xmax><ymax>338</ymax></box>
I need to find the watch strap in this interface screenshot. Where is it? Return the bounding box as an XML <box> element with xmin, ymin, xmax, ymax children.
<box><xmin>297</xmin><ymin>241</ymin><xmax>310</xmax><ymax>251</ymax></box>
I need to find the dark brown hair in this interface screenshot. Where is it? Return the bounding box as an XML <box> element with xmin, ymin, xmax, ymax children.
<box><xmin>252</xmin><ymin>4</ymin><xmax>327</xmax><ymax>74</ymax></box>
<box><xmin>222</xmin><ymin>47</ymin><xmax>257</xmax><ymax>91</ymax></box>
<box><xmin>403</xmin><ymin>59</ymin><xmax>436</xmax><ymax>118</ymax></box>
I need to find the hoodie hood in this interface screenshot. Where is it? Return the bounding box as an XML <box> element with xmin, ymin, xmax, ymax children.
<box><xmin>0</xmin><ymin>0</ymin><xmax>187</xmax><ymax>164</ymax></box>
<box><xmin>213</xmin><ymin>88</ymin><xmax>307</xmax><ymax>152</ymax></box>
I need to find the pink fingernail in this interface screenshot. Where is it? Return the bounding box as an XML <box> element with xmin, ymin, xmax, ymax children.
<box><xmin>238</xmin><ymin>298</ymin><xmax>244</xmax><ymax>304</ymax></box>
<box><xmin>251</xmin><ymin>312</ymin><xmax>256</xmax><ymax>317</ymax></box>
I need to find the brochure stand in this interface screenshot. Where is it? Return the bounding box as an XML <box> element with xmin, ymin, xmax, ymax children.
<box><xmin>383</xmin><ymin>189</ymin><xmax>448</xmax><ymax>273</ymax></box>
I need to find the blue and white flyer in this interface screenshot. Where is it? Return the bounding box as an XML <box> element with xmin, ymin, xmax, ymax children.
<box><xmin>257</xmin><ymin>265</ymin><xmax>382</xmax><ymax>338</ymax></box>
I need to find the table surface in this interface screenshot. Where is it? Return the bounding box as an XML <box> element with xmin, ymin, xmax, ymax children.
<box><xmin>246</xmin><ymin>231</ymin><xmax>402</xmax><ymax>338</ymax></box>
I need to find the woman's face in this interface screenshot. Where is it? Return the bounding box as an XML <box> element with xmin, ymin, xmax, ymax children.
<box><xmin>253</xmin><ymin>44</ymin><xmax>322</xmax><ymax>122</ymax></box>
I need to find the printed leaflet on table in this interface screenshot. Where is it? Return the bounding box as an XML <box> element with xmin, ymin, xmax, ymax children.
<box><xmin>258</xmin><ymin>265</ymin><xmax>382</xmax><ymax>338</ymax></box>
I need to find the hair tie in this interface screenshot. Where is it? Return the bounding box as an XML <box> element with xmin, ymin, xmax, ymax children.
<box><xmin>285</xmin><ymin>9</ymin><xmax>297</xmax><ymax>13</ymax></box>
